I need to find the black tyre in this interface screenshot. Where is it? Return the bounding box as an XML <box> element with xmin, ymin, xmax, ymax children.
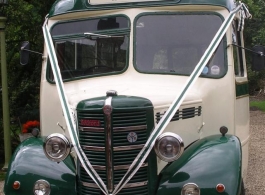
<box><xmin>240</xmin><ymin>180</ymin><xmax>245</xmax><ymax>195</ymax></box>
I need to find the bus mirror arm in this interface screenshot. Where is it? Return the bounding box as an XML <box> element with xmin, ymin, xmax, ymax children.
<box><xmin>229</xmin><ymin>43</ymin><xmax>264</xmax><ymax>57</ymax></box>
<box><xmin>21</xmin><ymin>48</ymin><xmax>43</xmax><ymax>56</ymax></box>
<box><xmin>20</xmin><ymin>41</ymin><xmax>43</xmax><ymax>66</ymax></box>
<box><xmin>229</xmin><ymin>43</ymin><xmax>265</xmax><ymax>71</ymax></box>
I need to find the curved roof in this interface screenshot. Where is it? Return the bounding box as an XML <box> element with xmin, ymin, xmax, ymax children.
<box><xmin>49</xmin><ymin>0</ymin><xmax>236</xmax><ymax>17</ymax></box>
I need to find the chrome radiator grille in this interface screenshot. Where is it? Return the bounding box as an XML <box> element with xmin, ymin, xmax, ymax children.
<box><xmin>77</xmin><ymin>109</ymin><xmax>153</xmax><ymax>195</ymax></box>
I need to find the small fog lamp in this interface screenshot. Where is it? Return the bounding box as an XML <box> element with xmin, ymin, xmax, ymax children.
<box><xmin>33</xmin><ymin>180</ymin><xmax>50</xmax><ymax>195</ymax></box>
<box><xmin>154</xmin><ymin>132</ymin><xmax>184</xmax><ymax>162</ymax></box>
<box><xmin>43</xmin><ymin>133</ymin><xmax>71</xmax><ymax>162</ymax></box>
<box><xmin>181</xmin><ymin>183</ymin><xmax>200</xmax><ymax>195</ymax></box>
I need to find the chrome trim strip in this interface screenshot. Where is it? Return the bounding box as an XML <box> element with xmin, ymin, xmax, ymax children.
<box><xmin>113</xmin><ymin>144</ymin><xmax>144</xmax><ymax>151</ymax></box>
<box><xmin>114</xmin><ymin>162</ymin><xmax>148</xmax><ymax>170</ymax></box>
<box><xmin>79</xmin><ymin>126</ymin><xmax>104</xmax><ymax>132</ymax></box>
<box><xmin>82</xmin><ymin>182</ymin><xmax>98</xmax><ymax>188</ymax></box>
<box><xmin>90</xmin><ymin>162</ymin><xmax>148</xmax><ymax>171</ymax></box>
<box><xmin>113</xmin><ymin>125</ymin><xmax>147</xmax><ymax>132</ymax></box>
<box><xmin>104</xmin><ymin>96</ymin><xmax>113</xmax><ymax>193</ymax></box>
<box><xmin>83</xmin><ymin>144</ymin><xmax>144</xmax><ymax>152</ymax></box>
<box><xmin>92</xmin><ymin>165</ymin><xmax>106</xmax><ymax>170</ymax></box>
<box><xmin>82</xmin><ymin>181</ymin><xmax>148</xmax><ymax>189</ymax></box>
<box><xmin>83</xmin><ymin>145</ymin><xmax>105</xmax><ymax>151</ymax></box>
<box><xmin>121</xmin><ymin>181</ymin><xmax>148</xmax><ymax>189</ymax></box>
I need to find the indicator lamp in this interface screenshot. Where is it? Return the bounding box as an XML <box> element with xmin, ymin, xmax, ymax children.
<box><xmin>13</xmin><ymin>181</ymin><xmax>20</xmax><ymax>190</ymax></box>
<box><xmin>216</xmin><ymin>183</ymin><xmax>225</xmax><ymax>193</ymax></box>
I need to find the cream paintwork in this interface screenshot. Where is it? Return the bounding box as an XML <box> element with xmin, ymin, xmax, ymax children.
<box><xmin>40</xmin><ymin>5</ymin><xmax>249</xmax><ymax>175</ymax></box>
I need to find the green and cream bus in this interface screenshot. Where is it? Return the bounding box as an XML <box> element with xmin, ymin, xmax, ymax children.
<box><xmin>5</xmin><ymin>0</ymin><xmax>264</xmax><ymax>195</ymax></box>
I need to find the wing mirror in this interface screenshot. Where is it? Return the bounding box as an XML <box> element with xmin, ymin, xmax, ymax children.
<box><xmin>20</xmin><ymin>41</ymin><xmax>30</xmax><ymax>65</ymax></box>
<box><xmin>252</xmin><ymin>45</ymin><xmax>265</xmax><ymax>71</ymax></box>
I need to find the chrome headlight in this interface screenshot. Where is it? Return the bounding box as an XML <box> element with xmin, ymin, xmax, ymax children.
<box><xmin>33</xmin><ymin>180</ymin><xmax>51</xmax><ymax>195</ymax></box>
<box><xmin>181</xmin><ymin>183</ymin><xmax>200</xmax><ymax>195</ymax></box>
<box><xmin>154</xmin><ymin>132</ymin><xmax>184</xmax><ymax>162</ymax></box>
<box><xmin>43</xmin><ymin>133</ymin><xmax>71</xmax><ymax>162</ymax></box>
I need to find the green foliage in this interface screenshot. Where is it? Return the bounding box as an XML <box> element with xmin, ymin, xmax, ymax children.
<box><xmin>243</xmin><ymin>0</ymin><xmax>265</xmax><ymax>94</ymax></box>
<box><xmin>250</xmin><ymin>101</ymin><xmax>265</xmax><ymax>111</ymax></box>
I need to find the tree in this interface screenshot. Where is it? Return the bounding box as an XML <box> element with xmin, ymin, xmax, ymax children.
<box><xmin>0</xmin><ymin>0</ymin><xmax>54</xmax><ymax>157</ymax></box>
<box><xmin>243</xmin><ymin>0</ymin><xmax>265</xmax><ymax>94</ymax></box>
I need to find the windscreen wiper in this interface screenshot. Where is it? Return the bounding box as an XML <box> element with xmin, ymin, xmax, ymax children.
<box><xmin>84</xmin><ymin>32</ymin><xmax>124</xmax><ymax>39</ymax></box>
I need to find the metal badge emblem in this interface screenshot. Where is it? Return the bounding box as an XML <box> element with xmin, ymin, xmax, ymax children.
<box><xmin>103</xmin><ymin>105</ymin><xmax>112</xmax><ymax>115</ymax></box>
<box><xmin>127</xmin><ymin>132</ymin><xmax>138</xmax><ymax>143</ymax></box>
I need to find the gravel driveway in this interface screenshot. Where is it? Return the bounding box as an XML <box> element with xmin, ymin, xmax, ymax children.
<box><xmin>245</xmin><ymin>110</ymin><xmax>265</xmax><ymax>195</ymax></box>
<box><xmin>0</xmin><ymin>110</ymin><xmax>263</xmax><ymax>195</ymax></box>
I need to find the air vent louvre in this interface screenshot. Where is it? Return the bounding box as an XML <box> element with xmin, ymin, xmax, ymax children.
<box><xmin>156</xmin><ymin>106</ymin><xmax>202</xmax><ymax>123</ymax></box>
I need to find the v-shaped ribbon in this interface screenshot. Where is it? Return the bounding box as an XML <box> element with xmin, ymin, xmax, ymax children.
<box><xmin>42</xmin><ymin>3</ymin><xmax>250</xmax><ymax>195</ymax></box>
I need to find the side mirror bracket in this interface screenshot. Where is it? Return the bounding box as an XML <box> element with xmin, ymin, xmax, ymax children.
<box><xmin>20</xmin><ymin>41</ymin><xmax>43</xmax><ymax>65</ymax></box>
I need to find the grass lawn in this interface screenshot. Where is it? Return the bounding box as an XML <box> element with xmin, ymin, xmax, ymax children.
<box><xmin>250</xmin><ymin>101</ymin><xmax>265</xmax><ymax>112</ymax></box>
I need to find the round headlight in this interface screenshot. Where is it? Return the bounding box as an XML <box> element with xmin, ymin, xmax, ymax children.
<box><xmin>44</xmin><ymin>133</ymin><xmax>71</xmax><ymax>162</ymax></box>
<box><xmin>33</xmin><ymin>180</ymin><xmax>51</xmax><ymax>195</ymax></box>
<box><xmin>181</xmin><ymin>183</ymin><xmax>200</xmax><ymax>195</ymax></box>
<box><xmin>154</xmin><ymin>132</ymin><xmax>184</xmax><ymax>162</ymax></box>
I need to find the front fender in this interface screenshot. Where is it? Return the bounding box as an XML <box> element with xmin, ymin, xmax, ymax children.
<box><xmin>157</xmin><ymin>135</ymin><xmax>242</xmax><ymax>195</ymax></box>
<box><xmin>4</xmin><ymin>137</ymin><xmax>76</xmax><ymax>195</ymax></box>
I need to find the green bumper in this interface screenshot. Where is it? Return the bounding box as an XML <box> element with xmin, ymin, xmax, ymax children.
<box><xmin>157</xmin><ymin>134</ymin><xmax>242</xmax><ymax>195</ymax></box>
<box><xmin>4</xmin><ymin>137</ymin><xmax>76</xmax><ymax>195</ymax></box>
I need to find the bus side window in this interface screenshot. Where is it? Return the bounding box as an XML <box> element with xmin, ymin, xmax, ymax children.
<box><xmin>233</xmin><ymin>21</ymin><xmax>245</xmax><ymax>77</ymax></box>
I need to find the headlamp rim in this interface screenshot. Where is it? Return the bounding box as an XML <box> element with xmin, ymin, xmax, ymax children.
<box><xmin>181</xmin><ymin>183</ymin><xmax>200</xmax><ymax>195</ymax></box>
<box><xmin>154</xmin><ymin>132</ymin><xmax>184</xmax><ymax>162</ymax></box>
<box><xmin>33</xmin><ymin>179</ymin><xmax>51</xmax><ymax>195</ymax></box>
<box><xmin>43</xmin><ymin>133</ymin><xmax>71</xmax><ymax>162</ymax></box>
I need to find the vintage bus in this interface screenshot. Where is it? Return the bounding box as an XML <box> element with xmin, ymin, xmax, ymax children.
<box><xmin>4</xmin><ymin>0</ymin><xmax>262</xmax><ymax>194</ymax></box>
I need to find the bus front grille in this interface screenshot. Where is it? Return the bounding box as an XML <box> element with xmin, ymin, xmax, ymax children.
<box><xmin>77</xmin><ymin>109</ymin><xmax>153</xmax><ymax>195</ymax></box>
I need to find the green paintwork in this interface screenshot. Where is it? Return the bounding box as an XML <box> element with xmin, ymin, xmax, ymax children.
<box><xmin>4</xmin><ymin>137</ymin><xmax>76</xmax><ymax>195</ymax></box>
<box><xmin>236</xmin><ymin>82</ymin><xmax>249</xmax><ymax>97</ymax></box>
<box><xmin>49</xmin><ymin>0</ymin><xmax>235</xmax><ymax>17</ymax></box>
<box><xmin>157</xmin><ymin>134</ymin><xmax>242</xmax><ymax>195</ymax></box>
<box><xmin>77</xmin><ymin>95</ymin><xmax>153</xmax><ymax>111</ymax></box>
